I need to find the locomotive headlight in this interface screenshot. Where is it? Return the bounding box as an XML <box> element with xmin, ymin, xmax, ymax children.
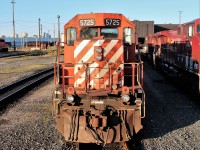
<box><xmin>121</xmin><ymin>94</ymin><xmax>130</xmax><ymax>102</ymax></box>
<box><xmin>96</xmin><ymin>47</ymin><xmax>103</xmax><ymax>53</ymax></box>
<box><xmin>96</xmin><ymin>55</ymin><xmax>102</xmax><ymax>61</ymax></box>
<box><xmin>67</xmin><ymin>95</ymin><xmax>74</xmax><ymax>103</ymax></box>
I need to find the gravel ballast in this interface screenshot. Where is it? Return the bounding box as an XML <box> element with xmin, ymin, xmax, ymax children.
<box><xmin>0</xmin><ymin>55</ymin><xmax>200</xmax><ymax>149</ymax></box>
<box><xmin>0</xmin><ymin>79</ymin><xmax>72</xmax><ymax>149</ymax></box>
<box><xmin>0</xmin><ymin>54</ymin><xmax>60</xmax><ymax>88</ymax></box>
<box><xmin>141</xmin><ymin>60</ymin><xmax>200</xmax><ymax>149</ymax></box>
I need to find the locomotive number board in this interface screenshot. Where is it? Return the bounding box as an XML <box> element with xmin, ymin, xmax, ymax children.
<box><xmin>104</xmin><ymin>19</ymin><xmax>121</xmax><ymax>26</ymax></box>
<box><xmin>79</xmin><ymin>19</ymin><xmax>95</xmax><ymax>26</ymax></box>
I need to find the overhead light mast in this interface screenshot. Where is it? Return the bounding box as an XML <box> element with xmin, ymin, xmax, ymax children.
<box><xmin>39</xmin><ymin>18</ymin><xmax>41</xmax><ymax>50</ymax></box>
<box><xmin>11</xmin><ymin>0</ymin><xmax>16</xmax><ymax>51</ymax></box>
<box><xmin>56</xmin><ymin>15</ymin><xmax>61</xmax><ymax>85</ymax></box>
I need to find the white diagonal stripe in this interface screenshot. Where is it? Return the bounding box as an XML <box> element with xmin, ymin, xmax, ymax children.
<box><xmin>104</xmin><ymin>40</ymin><xmax>119</xmax><ymax>56</ymax></box>
<box><xmin>87</xmin><ymin>40</ymin><xmax>120</xmax><ymax>77</ymax></box>
<box><xmin>91</xmin><ymin>42</ymin><xmax>121</xmax><ymax>79</ymax></box>
<box><xmin>74</xmin><ymin>78</ymin><xmax>85</xmax><ymax>87</ymax></box>
<box><xmin>94</xmin><ymin>40</ymin><xmax>105</xmax><ymax>46</ymax></box>
<box><xmin>88</xmin><ymin>62</ymin><xmax>100</xmax><ymax>85</ymax></box>
<box><xmin>97</xmin><ymin>45</ymin><xmax>123</xmax><ymax>78</ymax></box>
<box><xmin>78</xmin><ymin>40</ymin><xmax>105</xmax><ymax>63</ymax></box>
<box><xmin>74</xmin><ymin>64</ymin><xmax>83</xmax><ymax>76</ymax></box>
<box><xmin>89</xmin><ymin>45</ymin><xmax>123</xmax><ymax>87</ymax></box>
<box><xmin>74</xmin><ymin>40</ymin><xmax>103</xmax><ymax>75</ymax></box>
<box><xmin>109</xmin><ymin>45</ymin><xmax>123</xmax><ymax>62</ymax></box>
<box><xmin>74</xmin><ymin>62</ymin><xmax>99</xmax><ymax>87</ymax></box>
<box><xmin>75</xmin><ymin>40</ymin><xmax>105</xmax><ymax>74</ymax></box>
<box><xmin>74</xmin><ymin>40</ymin><xmax>90</xmax><ymax>58</ymax></box>
<box><xmin>112</xmin><ymin>64</ymin><xmax>124</xmax><ymax>74</ymax></box>
<box><xmin>74</xmin><ymin>40</ymin><xmax>122</xmax><ymax>88</ymax></box>
<box><xmin>100</xmin><ymin>80</ymin><xmax>109</xmax><ymax>89</ymax></box>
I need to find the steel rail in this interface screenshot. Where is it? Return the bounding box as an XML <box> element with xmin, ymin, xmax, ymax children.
<box><xmin>0</xmin><ymin>67</ymin><xmax>54</xmax><ymax>110</ymax></box>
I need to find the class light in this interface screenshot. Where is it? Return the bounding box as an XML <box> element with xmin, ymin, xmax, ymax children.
<box><xmin>121</xmin><ymin>94</ymin><xmax>130</xmax><ymax>102</ymax></box>
<box><xmin>96</xmin><ymin>55</ymin><xmax>102</xmax><ymax>61</ymax></box>
<box><xmin>96</xmin><ymin>47</ymin><xmax>103</xmax><ymax>53</ymax></box>
<box><xmin>112</xmin><ymin>84</ymin><xmax>117</xmax><ymax>90</ymax></box>
<box><xmin>67</xmin><ymin>95</ymin><xmax>74</xmax><ymax>103</ymax></box>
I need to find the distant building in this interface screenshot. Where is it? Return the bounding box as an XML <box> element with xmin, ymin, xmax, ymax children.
<box><xmin>43</xmin><ymin>32</ymin><xmax>51</xmax><ymax>38</ymax></box>
<box><xmin>133</xmin><ymin>20</ymin><xmax>154</xmax><ymax>44</ymax></box>
<box><xmin>132</xmin><ymin>20</ymin><xmax>178</xmax><ymax>44</ymax></box>
<box><xmin>43</xmin><ymin>32</ymin><xmax>47</xmax><ymax>38</ymax></box>
<box><xmin>1</xmin><ymin>35</ymin><xmax>6</xmax><ymax>39</ymax></box>
<box><xmin>154</xmin><ymin>24</ymin><xmax>178</xmax><ymax>33</ymax></box>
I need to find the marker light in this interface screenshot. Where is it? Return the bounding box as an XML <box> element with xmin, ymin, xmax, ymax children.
<box><xmin>112</xmin><ymin>84</ymin><xmax>117</xmax><ymax>90</ymax></box>
<box><xmin>96</xmin><ymin>55</ymin><xmax>102</xmax><ymax>61</ymax></box>
<box><xmin>122</xmin><ymin>94</ymin><xmax>130</xmax><ymax>102</ymax></box>
<box><xmin>67</xmin><ymin>95</ymin><xmax>74</xmax><ymax>103</ymax></box>
<box><xmin>96</xmin><ymin>47</ymin><xmax>103</xmax><ymax>53</ymax></box>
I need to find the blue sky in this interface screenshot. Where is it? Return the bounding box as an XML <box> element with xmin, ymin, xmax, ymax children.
<box><xmin>0</xmin><ymin>0</ymin><xmax>199</xmax><ymax>37</ymax></box>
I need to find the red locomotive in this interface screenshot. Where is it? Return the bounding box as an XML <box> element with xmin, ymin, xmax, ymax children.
<box><xmin>0</xmin><ymin>38</ymin><xmax>9</xmax><ymax>52</ymax></box>
<box><xmin>52</xmin><ymin>13</ymin><xmax>145</xmax><ymax>145</ymax></box>
<box><xmin>146</xmin><ymin>19</ymin><xmax>200</xmax><ymax>95</ymax></box>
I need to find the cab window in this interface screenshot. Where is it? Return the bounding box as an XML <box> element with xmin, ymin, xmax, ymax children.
<box><xmin>197</xmin><ymin>24</ymin><xmax>200</xmax><ymax>33</ymax></box>
<box><xmin>66</xmin><ymin>27</ymin><xmax>76</xmax><ymax>46</ymax></box>
<box><xmin>188</xmin><ymin>25</ymin><xmax>194</xmax><ymax>37</ymax></box>
<box><xmin>100</xmin><ymin>28</ymin><xmax>118</xmax><ymax>38</ymax></box>
<box><xmin>80</xmin><ymin>28</ymin><xmax>98</xmax><ymax>38</ymax></box>
<box><xmin>123</xmin><ymin>27</ymin><xmax>133</xmax><ymax>45</ymax></box>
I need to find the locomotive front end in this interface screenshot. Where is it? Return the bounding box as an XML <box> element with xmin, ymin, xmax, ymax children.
<box><xmin>53</xmin><ymin>13</ymin><xmax>145</xmax><ymax>144</ymax></box>
<box><xmin>55</xmin><ymin>90</ymin><xmax>144</xmax><ymax>144</ymax></box>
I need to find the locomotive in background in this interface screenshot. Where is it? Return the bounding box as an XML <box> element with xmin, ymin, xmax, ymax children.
<box><xmin>0</xmin><ymin>38</ymin><xmax>9</xmax><ymax>52</ymax></box>
<box><xmin>52</xmin><ymin>13</ymin><xmax>145</xmax><ymax>145</ymax></box>
<box><xmin>146</xmin><ymin>19</ymin><xmax>200</xmax><ymax>95</ymax></box>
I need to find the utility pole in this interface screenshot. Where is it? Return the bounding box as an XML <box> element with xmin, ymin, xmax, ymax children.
<box><xmin>41</xmin><ymin>24</ymin><xmax>42</xmax><ymax>38</ymax></box>
<box><xmin>56</xmin><ymin>15</ymin><xmax>60</xmax><ymax>85</ymax></box>
<box><xmin>54</xmin><ymin>24</ymin><xmax>55</xmax><ymax>46</ymax></box>
<box><xmin>41</xmin><ymin>24</ymin><xmax>42</xmax><ymax>48</ymax></box>
<box><xmin>11</xmin><ymin>0</ymin><xmax>16</xmax><ymax>51</ymax></box>
<box><xmin>48</xmin><ymin>30</ymin><xmax>50</xmax><ymax>46</ymax></box>
<box><xmin>178</xmin><ymin>11</ymin><xmax>183</xmax><ymax>25</ymax></box>
<box><xmin>39</xmin><ymin>18</ymin><xmax>41</xmax><ymax>50</ymax></box>
<box><xmin>58</xmin><ymin>16</ymin><xmax>60</xmax><ymax>47</ymax></box>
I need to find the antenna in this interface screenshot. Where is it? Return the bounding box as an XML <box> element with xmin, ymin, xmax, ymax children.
<box><xmin>178</xmin><ymin>11</ymin><xmax>183</xmax><ymax>25</ymax></box>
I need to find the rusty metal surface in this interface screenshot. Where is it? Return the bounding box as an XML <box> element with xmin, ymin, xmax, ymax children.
<box><xmin>53</xmin><ymin>96</ymin><xmax>143</xmax><ymax>144</ymax></box>
<box><xmin>52</xmin><ymin>13</ymin><xmax>145</xmax><ymax>146</ymax></box>
<box><xmin>52</xmin><ymin>61</ymin><xmax>145</xmax><ymax>144</ymax></box>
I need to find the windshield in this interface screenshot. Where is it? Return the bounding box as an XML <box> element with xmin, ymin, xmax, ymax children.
<box><xmin>80</xmin><ymin>28</ymin><xmax>98</xmax><ymax>38</ymax></box>
<box><xmin>80</xmin><ymin>27</ymin><xmax>118</xmax><ymax>39</ymax></box>
<box><xmin>101</xmin><ymin>28</ymin><xmax>118</xmax><ymax>38</ymax></box>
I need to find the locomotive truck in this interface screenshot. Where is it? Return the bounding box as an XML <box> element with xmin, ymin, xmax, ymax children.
<box><xmin>146</xmin><ymin>18</ymin><xmax>200</xmax><ymax>95</ymax></box>
<box><xmin>52</xmin><ymin>13</ymin><xmax>145</xmax><ymax>145</ymax></box>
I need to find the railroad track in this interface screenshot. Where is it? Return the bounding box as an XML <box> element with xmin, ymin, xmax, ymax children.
<box><xmin>0</xmin><ymin>67</ymin><xmax>54</xmax><ymax>111</ymax></box>
<box><xmin>0</xmin><ymin>52</ymin><xmax>30</xmax><ymax>58</ymax></box>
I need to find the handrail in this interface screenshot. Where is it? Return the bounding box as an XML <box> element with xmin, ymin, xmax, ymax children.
<box><xmin>60</xmin><ymin>61</ymin><xmax>146</xmax><ymax>118</ymax></box>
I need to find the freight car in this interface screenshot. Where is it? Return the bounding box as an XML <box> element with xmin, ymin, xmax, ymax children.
<box><xmin>146</xmin><ymin>18</ymin><xmax>200</xmax><ymax>95</ymax></box>
<box><xmin>0</xmin><ymin>38</ymin><xmax>9</xmax><ymax>52</ymax></box>
<box><xmin>52</xmin><ymin>13</ymin><xmax>145</xmax><ymax>145</ymax></box>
